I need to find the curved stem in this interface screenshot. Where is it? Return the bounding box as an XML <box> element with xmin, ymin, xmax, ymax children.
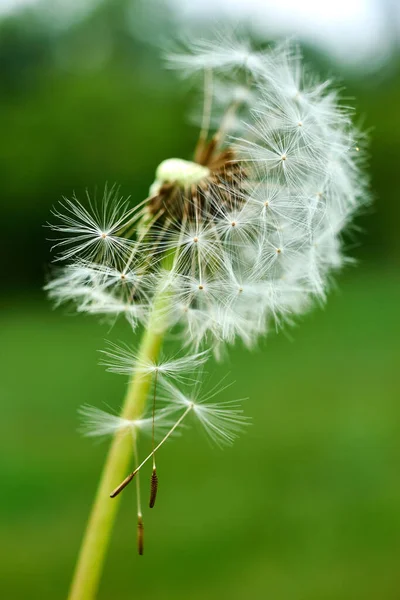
<box><xmin>67</xmin><ymin>323</ymin><xmax>164</xmax><ymax>600</ymax></box>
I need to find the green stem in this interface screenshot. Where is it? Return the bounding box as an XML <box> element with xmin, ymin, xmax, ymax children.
<box><xmin>67</xmin><ymin>322</ymin><xmax>164</xmax><ymax>600</ymax></box>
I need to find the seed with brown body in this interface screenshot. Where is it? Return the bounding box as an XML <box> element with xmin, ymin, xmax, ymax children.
<box><xmin>149</xmin><ymin>468</ymin><xmax>159</xmax><ymax>509</ymax></box>
<box><xmin>137</xmin><ymin>515</ymin><xmax>144</xmax><ymax>556</ymax></box>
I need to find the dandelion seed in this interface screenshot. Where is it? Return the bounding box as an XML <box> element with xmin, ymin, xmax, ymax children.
<box><xmin>149</xmin><ymin>468</ymin><xmax>158</xmax><ymax>509</ymax></box>
<box><xmin>48</xmin><ymin>187</ymin><xmax>138</xmax><ymax>263</ymax></box>
<box><xmin>159</xmin><ymin>378</ymin><xmax>251</xmax><ymax>448</ymax></box>
<box><xmin>110</xmin><ymin>378</ymin><xmax>250</xmax><ymax>498</ymax></box>
<box><xmin>100</xmin><ymin>345</ymin><xmax>209</xmax><ymax>382</ymax></box>
<box><xmin>165</xmin><ymin>29</ymin><xmax>265</xmax><ymax>77</ymax></box>
<box><xmin>137</xmin><ymin>515</ymin><xmax>144</xmax><ymax>556</ymax></box>
<box><xmin>78</xmin><ymin>405</ymin><xmax>177</xmax><ymax>440</ymax></box>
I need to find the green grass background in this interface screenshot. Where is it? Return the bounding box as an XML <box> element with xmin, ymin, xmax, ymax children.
<box><xmin>2</xmin><ymin>268</ymin><xmax>399</xmax><ymax>599</ymax></box>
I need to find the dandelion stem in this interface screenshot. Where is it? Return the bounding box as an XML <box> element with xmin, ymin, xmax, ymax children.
<box><xmin>67</xmin><ymin>317</ymin><xmax>165</xmax><ymax>600</ymax></box>
<box><xmin>216</xmin><ymin>99</ymin><xmax>241</xmax><ymax>147</ymax></box>
<box><xmin>110</xmin><ymin>404</ymin><xmax>193</xmax><ymax>498</ymax></box>
<box><xmin>132</xmin><ymin>436</ymin><xmax>144</xmax><ymax>555</ymax></box>
<box><xmin>195</xmin><ymin>68</ymin><xmax>213</xmax><ymax>162</ymax></box>
<box><xmin>151</xmin><ymin>370</ymin><xmax>158</xmax><ymax>469</ymax></box>
<box><xmin>132</xmin><ymin>435</ymin><xmax>142</xmax><ymax>515</ymax></box>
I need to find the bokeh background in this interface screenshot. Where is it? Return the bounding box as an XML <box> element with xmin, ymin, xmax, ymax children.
<box><xmin>1</xmin><ymin>1</ymin><xmax>400</xmax><ymax>598</ymax></box>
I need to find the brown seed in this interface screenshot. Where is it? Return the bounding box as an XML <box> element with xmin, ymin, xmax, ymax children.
<box><xmin>149</xmin><ymin>468</ymin><xmax>159</xmax><ymax>509</ymax></box>
<box><xmin>137</xmin><ymin>515</ymin><xmax>144</xmax><ymax>556</ymax></box>
<box><xmin>110</xmin><ymin>471</ymin><xmax>136</xmax><ymax>498</ymax></box>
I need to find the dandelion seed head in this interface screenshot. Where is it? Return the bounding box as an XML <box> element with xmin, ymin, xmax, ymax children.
<box><xmin>47</xmin><ymin>32</ymin><xmax>369</xmax><ymax>352</ymax></box>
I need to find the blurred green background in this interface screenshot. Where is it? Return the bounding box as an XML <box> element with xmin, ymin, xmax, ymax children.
<box><xmin>1</xmin><ymin>1</ymin><xmax>400</xmax><ymax>599</ymax></box>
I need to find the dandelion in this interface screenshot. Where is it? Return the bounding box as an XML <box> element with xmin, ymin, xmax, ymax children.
<box><xmin>46</xmin><ymin>30</ymin><xmax>369</xmax><ymax>599</ymax></box>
